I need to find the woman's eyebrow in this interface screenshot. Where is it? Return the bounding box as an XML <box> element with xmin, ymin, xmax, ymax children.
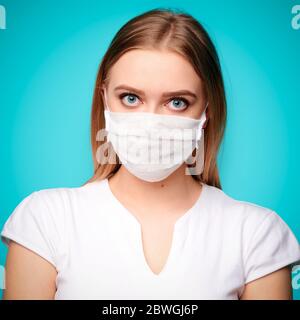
<box><xmin>114</xmin><ymin>84</ymin><xmax>198</xmax><ymax>99</ymax></box>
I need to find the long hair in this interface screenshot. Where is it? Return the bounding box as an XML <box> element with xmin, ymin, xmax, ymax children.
<box><xmin>84</xmin><ymin>8</ymin><xmax>227</xmax><ymax>189</ymax></box>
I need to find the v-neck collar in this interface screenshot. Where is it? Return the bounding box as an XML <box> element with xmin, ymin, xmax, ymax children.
<box><xmin>98</xmin><ymin>177</ymin><xmax>207</xmax><ymax>278</ymax></box>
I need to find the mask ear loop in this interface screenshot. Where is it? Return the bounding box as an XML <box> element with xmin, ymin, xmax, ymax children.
<box><xmin>195</xmin><ymin>101</ymin><xmax>208</xmax><ymax>149</ymax></box>
<box><xmin>197</xmin><ymin>101</ymin><xmax>208</xmax><ymax>175</ymax></box>
<box><xmin>186</xmin><ymin>101</ymin><xmax>208</xmax><ymax>176</ymax></box>
<box><xmin>103</xmin><ymin>88</ymin><xmax>110</xmax><ymax>112</ymax></box>
<box><xmin>102</xmin><ymin>87</ymin><xmax>112</xmax><ymax>146</ymax></box>
<box><xmin>103</xmin><ymin>88</ymin><xmax>111</xmax><ymax>133</ymax></box>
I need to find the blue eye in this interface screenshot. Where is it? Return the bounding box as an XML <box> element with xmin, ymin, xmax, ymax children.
<box><xmin>119</xmin><ymin>93</ymin><xmax>140</xmax><ymax>107</ymax></box>
<box><xmin>168</xmin><ymin>97</ymin><xmax>189</xmax><ymax>111</ymax></box>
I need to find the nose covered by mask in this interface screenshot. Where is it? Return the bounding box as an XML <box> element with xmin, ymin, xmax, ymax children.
<box><xmin>103</xmin><ymin>89</ymin><xmax>207</xmax><ymax>182</ymax></box>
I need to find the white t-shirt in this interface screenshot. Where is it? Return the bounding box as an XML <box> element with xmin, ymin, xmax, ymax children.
<box><xmin>1</xmin><ymin>178</ymin><xmax>300</xmax><ymax>300</ymax></box>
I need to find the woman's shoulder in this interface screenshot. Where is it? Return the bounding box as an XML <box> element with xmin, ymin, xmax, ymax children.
<box><xmin>25</xmin><ymin>179</ymin><xmax>105</xmax><ymax>208</ymax></box>
<box><xmin>0</xmin><ymin>186</ymin><xmax>74</xmax><ymax>268</ymax></box>
<box><xmin>202</xmin><ymin>183</ymin><xmax>300</xmax><ymax>284</ymax></box>
<box><xmin>203</xmin><ymin>183</ymin><xmax>275</xmax><ymax>225</ymax></box>
<box><xmin>2</xmin><ymin>179</ymin><xmax>107</xmax><ymax>233</ymax></box>
<box><xmin>201</xmin><ymin>183</ymin><xmax>297</xmax><ymax>248</ymax></box>
<box><xmin>14</xmin><ymin>186</ymin><xmax>79</xmax><ymax>218</ymax></box>
<box><xmin>0</xmin><ymin>181</ymin><xmax>102</xmax><ymax>267</ymax></box>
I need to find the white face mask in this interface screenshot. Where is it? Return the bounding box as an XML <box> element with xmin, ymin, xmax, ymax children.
<box><xmin>103</xmin><ymin>89</ymin><xmax>207</xmax><ymax>182</ymax></box>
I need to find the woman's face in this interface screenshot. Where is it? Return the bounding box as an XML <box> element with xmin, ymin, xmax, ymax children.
<box><xmin>103</xmin><ymin>49</ymin><xmax>207</xmax><ymax>120</ymax></box>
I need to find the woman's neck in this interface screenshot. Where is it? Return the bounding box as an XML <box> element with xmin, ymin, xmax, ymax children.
<box><xmin>107</xmin><ymin>164</ymin><xmax>202</xmax><ymax>219</ymax></box>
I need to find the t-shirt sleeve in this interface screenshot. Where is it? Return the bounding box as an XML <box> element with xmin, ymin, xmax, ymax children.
<box><xmin>243</xmin><ymin>210</ymin><xmax>300</xmax><ymax>284</ymax></box>
<box><xmin>1</xmin><ymin>190</ymin><xmax>63</xmax><ymax>268</ymax></box>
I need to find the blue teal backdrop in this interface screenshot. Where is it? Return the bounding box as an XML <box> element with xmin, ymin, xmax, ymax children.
<box><xmin>0</xmin><ymin>0</ymin><xmax>299</xmax><ymax>299</ymax></box>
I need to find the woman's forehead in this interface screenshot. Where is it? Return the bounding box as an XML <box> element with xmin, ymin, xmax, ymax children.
<box><xmin>107</xmin><ymin>49</ymin><xmax>203</xmax><ymax>93</ymax></box>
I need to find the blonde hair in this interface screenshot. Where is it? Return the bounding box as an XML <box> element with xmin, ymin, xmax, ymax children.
<box><xmin>84</xmin><ymin>8</ymin><xmax>227</xmax><ymax>189</ymax></box>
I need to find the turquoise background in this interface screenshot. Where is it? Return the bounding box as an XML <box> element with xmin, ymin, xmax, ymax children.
<box><xmin>0</xmin><ymin>0</ymin><xmax>299</xmax><ymax>299</ymax></box>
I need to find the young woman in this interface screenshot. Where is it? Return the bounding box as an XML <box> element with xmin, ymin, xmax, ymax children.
<box><xmin>1</xmin><ymin>8</ymin><xmax>300</xmax><ymax>300</ymax></box>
